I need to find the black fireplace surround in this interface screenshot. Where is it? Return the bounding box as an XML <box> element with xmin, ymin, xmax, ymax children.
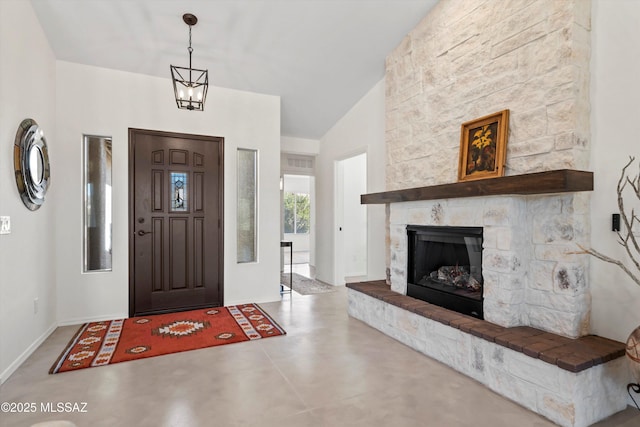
<box><xmin>407</xmin><ymin>225</ymin><xmax>483</xmax><ymax>319</ymax></box>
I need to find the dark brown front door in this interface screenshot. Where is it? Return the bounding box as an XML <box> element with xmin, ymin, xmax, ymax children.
<box><xmin>128</xmin><ymin>128</ymin><xmax>224</xmax><ymax>316</ymax></box>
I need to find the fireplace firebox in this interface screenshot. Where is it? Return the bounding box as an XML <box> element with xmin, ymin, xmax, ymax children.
<box><xmin>407</xmin><ymin>225</ymin><xmax>483</xmax><ymax>319</ymax></box>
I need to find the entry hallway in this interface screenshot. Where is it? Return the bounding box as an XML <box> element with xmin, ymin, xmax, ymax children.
<box><xmin>1</xmin><ymin>287</ymin><xmax>639</xmax><ymax>427</ymax></box>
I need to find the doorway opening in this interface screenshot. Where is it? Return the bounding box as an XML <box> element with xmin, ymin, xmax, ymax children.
<box><xmin>282</xmin><ymin>174</ymin><xmax>315</xmax><ymax>279</ymax></box>
<box><xmin>335</xmin><ymin>152</ymin><xmax>367</xmax><ymax>285</ymax></box>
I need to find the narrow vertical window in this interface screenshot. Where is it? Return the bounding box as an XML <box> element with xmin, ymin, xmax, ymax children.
<box><xmin>237</xmin><ymin>149</ymin><xmax>257</xmax><ymax>263</ymax></box>
<box><xmin>83</xmin><ymin>135</ymin><xmax>112</xmax><ymax>272</ymax></box>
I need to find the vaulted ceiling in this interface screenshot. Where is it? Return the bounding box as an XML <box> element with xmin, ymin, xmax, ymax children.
<box><xmin>31</xmin><ymin>0</ymin><xmax>438</xmax><ymax>139</ymax></box>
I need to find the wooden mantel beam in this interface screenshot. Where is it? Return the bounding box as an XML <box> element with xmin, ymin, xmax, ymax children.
<box><xmin>360</xmin><ymin>169</ymin><xmax>593</xmax><ymax>205</ymax></box>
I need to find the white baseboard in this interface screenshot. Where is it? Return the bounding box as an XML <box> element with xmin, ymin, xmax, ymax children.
<box><xmin>1</xmin><ymin>313</ymin><xmax>126</xmax><ymax>384</ymax></box>
<box><xmin>0</xmin><ymin>323</ymin><xmax>57</xmax><ymax>385</ymax></box>
<box><xmin>57</xmin><ymin>313</ymin><xmax>127</xmax><ymax>327</ymax></box>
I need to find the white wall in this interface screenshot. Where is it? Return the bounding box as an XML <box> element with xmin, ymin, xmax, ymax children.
<box><xmin>284</xmin><ymin>174</ymin><xmax>312</xmax><ymax>194</ymax></box>
<box><xmin>590</xmin><ymin>0</ymin><xmax>640</xmax><ymax>342</ymax></box>
<box><xmin>281</xmin><ymin>136</ymin><xmax>320</xmax><ymax>156</ymax></box>
<box><xmin>0</xmin><ymin>0</ymin><xmax>58</xmax><ymax>383</ymax></box>
<box><xmin>55</xmin><ymin>61</ymin><xmax>281</xmax><ymax>324</ymax></box>
<box><xmin>315</xmin><ymin>79</ymin><xmax>386</xmax><ymax>285</ymax></box>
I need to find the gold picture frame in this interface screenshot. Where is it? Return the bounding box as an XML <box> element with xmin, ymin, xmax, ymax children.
<box><xmin>458</xmin><ymin>109</ymin><xmax>509</xmax><ymax>182</ymax></box>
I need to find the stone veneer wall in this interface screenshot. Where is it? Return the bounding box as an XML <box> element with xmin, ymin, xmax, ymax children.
<box><xmin>383</xmin><ymin>0</ymin><xmax>592</xmax><ymax>338</ymax></box>
<box><xmin>385</xmin><ymin>0</ymin><xmax>591</xmax><ymax>187</ymax></box>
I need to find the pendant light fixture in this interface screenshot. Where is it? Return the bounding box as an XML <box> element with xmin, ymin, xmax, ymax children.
<box><xmin>170</xmin><ymin>13</ymin><xmax>208</xmax><ymax>111</ymax></box>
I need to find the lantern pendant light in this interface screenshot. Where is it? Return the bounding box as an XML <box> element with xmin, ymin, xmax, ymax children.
<box><xmin>170</xmin><ymin>13</ymin><xmax>208</xmax><ymax>111</ymax></box>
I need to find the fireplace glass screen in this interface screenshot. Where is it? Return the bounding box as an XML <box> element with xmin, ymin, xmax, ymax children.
<box><xmin>407</xmin><ymin>225</ymin><xmax>483</xmax><ymax>319</ymax></box>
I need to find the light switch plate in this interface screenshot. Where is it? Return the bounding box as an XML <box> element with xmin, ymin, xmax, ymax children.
<box><xmin>0</xmin><ymin>216</ymin><xmax>11</xmax><ymax>234</ymax></box>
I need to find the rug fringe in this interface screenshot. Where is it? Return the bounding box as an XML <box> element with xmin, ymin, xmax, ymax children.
<box><xmin>49</xmin><ymin>323</ymin><xmax>89</xmax><ymax>374</ymax></box>
<box><xmin>254</xmin><ymin>303</ymin><xmax>287</xmax><ymax>336</ymax></box>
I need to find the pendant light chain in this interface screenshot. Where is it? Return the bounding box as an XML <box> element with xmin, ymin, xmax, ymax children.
<box><xmin>188</xmin><ymin>25</ymin><xmax>193</xmax><ymax>80</ymax></box>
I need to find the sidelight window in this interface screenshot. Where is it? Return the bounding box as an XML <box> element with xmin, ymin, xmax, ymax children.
<box><xmin>83</xmin><ymin>135</ymin><xmax>112</xmax><ymax>272</ymax></box>
<box><xmin>237</xmin><ymin>148</ymin><xmax>257</xmax><ymax>263</ymax></box>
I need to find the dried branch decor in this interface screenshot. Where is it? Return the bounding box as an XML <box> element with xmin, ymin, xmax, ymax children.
<box><xmin>576</xmin><ymin>157</ymin><xmax>640</xmax><ymax>286</ymax></box>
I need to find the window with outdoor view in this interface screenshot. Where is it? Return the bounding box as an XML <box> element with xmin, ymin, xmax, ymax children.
<box><xmin>284</xmin><ymin>192</ymin><xmax>310</xmax><ymax>234</ymax></box>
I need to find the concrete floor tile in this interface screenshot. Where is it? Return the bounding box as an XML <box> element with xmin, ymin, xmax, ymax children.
<box><xmin>0</xmin><ymin>287</ymin><xmax>638</xmax><ymax>427</ymax></box>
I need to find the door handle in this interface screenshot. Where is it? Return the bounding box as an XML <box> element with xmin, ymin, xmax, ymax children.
<box><xmin>138</xmin><ymin>230</ymin><xmax>153</xmax><ymax>236</ymax></box>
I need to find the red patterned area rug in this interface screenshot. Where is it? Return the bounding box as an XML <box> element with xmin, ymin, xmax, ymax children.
<box><xmin>50</xmin><ymin>304</ymin><xmax>285</xmax><ymax>374</ymax></box>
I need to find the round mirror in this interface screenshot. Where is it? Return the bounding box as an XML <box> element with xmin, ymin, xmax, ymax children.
<box><xmin>14</xmin><ymin>118</ymin><xmax>50</xmax><ymax>210</ymax></box>
<box><xmin>29</xmin><ymin>145</ymin><xmax>44</xmax><ymax>185</ymax></box>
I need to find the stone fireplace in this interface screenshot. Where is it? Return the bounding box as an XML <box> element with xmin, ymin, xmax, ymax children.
<box><xmin>346</xmin><ymin>1</ymin><xmax>632</xmax><ymax>426</ymax></box>
<box><xmin>391</xmin><ymin>192</ymin><xmax>590</xmax><ymax>338</ymax></box>
<box><xmin>379</xmin><ymin>0</ymin><xmax>595</xmax><ymax>339</ymax></box>
<box><xmin>349</xmin><ymin>171</ymin><xmax>630</xmax><ymax>427</ymax></box>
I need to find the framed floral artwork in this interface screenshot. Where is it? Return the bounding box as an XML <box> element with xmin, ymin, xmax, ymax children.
<box><xmin>458</xmin><ymin>109</ymin><xmax>509</xmax><ymax>182</ymax></box>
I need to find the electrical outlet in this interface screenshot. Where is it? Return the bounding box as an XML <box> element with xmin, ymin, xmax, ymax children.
<box><xmin>34</xmin><ymin>298</ymin><xmax>38</xmax><ymax>314</ymax></box>
<box><xmin>0</xmin><ymin>216</ymin><xmax>10</xmax><ymax>234</ymax></box>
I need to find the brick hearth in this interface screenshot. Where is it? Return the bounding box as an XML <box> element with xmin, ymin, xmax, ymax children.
<box><xmin>347</xmin><ymin>281</ymin><xmax>624</xmax><ymax>372</ymax></box>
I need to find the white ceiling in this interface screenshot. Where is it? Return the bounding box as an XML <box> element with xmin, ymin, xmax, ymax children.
<box><xmin>31</xmin><ymin>0</ymin><xmax>438</xmax><ymax>139</ymax></box>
